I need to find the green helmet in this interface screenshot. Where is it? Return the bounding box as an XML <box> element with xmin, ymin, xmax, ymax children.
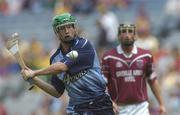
<box><xmin>52</xmin><ymin>13</ymin><xmax>77</xmax><ymax>29</ymax></box>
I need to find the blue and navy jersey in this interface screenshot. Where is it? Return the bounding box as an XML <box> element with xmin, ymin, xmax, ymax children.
<box><xmin>50</xmin><ymin>37</ymin><xmax>107</xmax><ymax>111</ymax></box>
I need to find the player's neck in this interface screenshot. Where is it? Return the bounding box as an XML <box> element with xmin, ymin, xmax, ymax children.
<box><xmin>122</xmin><ymin>45</ymin><xmax>133</xmax><ymax>54</ymax></box>
<box><xmin>60</xmin><ymin>43</ymin><xmax>71</xmax><ymax>53</ymax></box>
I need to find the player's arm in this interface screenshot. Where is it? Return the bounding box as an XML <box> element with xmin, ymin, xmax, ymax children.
<box><xmin>22</xmin><ymin>62</ymin><xmax>68</xmax><ymax>78</ymax></box>
<box><xmin>34</xmin><ymin>62</ymin><xmax>68</xmax><ymax>76</ymax></box>
<box><xmin>22</xmin><ymin>39</ymin><xmax>94</xmax><ymax>78</ymax></box>
<box><xmin>148</xmin><ymin>79</ymin><xmax>164</xmax><ymax>105</ymax></box>
<box><xmin>63</xmin><ymin>39</ymin><xmax>95</xmax><ymax>74</ymax></box>
<box><xmin>146</xmin><ymin>55</ymin><xmax>166</xmax><ymax>114</ymax></box>
<box><xmin>101</xmin><ymin>53</ymin><xmax>119</xmax><ymax>114</ymax></box>
<box><xmin>101</xmin><ymin>54</ymin><xmax>110</xmax><ymax>80</ymax></box>
<box><xmin>30</xmin><ymin>77</ymin><xmax>63</xmax><ymax>98</ymax></box>
<box><xmin>148</xmin><ymin>79</ymin><xmax>166</xmax><ymax>114</ymax></box>
<box><xmin>21</xmin><ymin>62</ymin><xmax>67</xmax><ymax>98</ymax></box>
<box><xmin>21</xmin><ymin>72</ymin><xmax>65</xmax><ymax>98</ymax></box>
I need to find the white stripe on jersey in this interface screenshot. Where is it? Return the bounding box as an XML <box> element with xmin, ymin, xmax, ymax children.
<box><xmin>75</xmin><ymin>39</ymin><xmax>79</xmax><ymax>46</ymax></box>
<box><xmin>148</xmin><ymin>71</ymin><xmax>157</xmax><ymax>80</ymax></box>
<box><xmin>104</xmin><ymin>55</ymin><xmax>128</xmax><ymax>66</ymax></box>
<box><xmin>129</xmin><ymin>54</ymin><xmax>152</xmax><ymax>67</ymax></box>
<box><xmin>81</xmin><ymin>39</ymin><xmax>88</xmax><ymax>48</ymax></box>
<box><xmin>103</xmin><ymin>54</ymin><xmax>152</xmax><ymax>68</ymax></box>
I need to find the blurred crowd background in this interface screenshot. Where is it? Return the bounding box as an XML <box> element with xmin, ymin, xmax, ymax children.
<box><xmin>0</xmin><ymin>0</ymin><xmax>180</xmax><ymax>115</ymax></box>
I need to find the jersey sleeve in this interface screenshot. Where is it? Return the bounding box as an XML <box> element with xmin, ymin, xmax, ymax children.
<box><xmin>101</xmin><ymin>53</ymin><xmax>110</xmax><ymax>82</ymax></box>
<box><xmin>51</xmin><ymin>75</ymin><xmax>65</xmax><ymax>94</ymax></box>
<box><xmin>146</xmin><ymin>54</ymin><xmax>157</xmax><ymax>82</ymax></box>
<box><xmin>49</xmin><ymin>52</ymin><xmax>65</xmax><ymax>94</ymax></box>
<box><xmin>63</xmin><ymin>40</ymin><xmax>95</xmax><ymax>75</ymax></box>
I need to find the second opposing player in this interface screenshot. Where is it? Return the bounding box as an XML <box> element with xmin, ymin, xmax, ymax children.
<box><xmin>101</xmin><ymin>23</ymin><xmax>166</xmax><ymax>115</ymax></box>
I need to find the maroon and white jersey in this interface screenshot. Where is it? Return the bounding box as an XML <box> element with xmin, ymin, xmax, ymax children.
<box><xmin>101</xmin><ymin>45</ymin><xmax>157</xmax><ymax>104</ymax></box>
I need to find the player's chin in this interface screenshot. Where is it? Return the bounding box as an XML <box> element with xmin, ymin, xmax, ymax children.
<box><xmin>63</xmin><ymin>37</ymin><xmax>74</xmax><ymax>43</ymax></box>
<box><xmin>123</xmin><ymin>39</ymin><xmax>134</xmax><ymax>45</ymax></box>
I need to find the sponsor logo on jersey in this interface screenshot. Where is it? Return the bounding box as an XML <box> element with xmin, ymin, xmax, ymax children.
<box><xmin>116</xmin><ymin>69</ymin><xmax>143</xmax><ymax>77</ymax></box>
<box><xmin>116</xmin><ymin>61</ymin><xmax>122</xmax><ymax>68</ymax></box>
<box><xmin>124</xmin><ymin>76</ymin><xmax>136</xmax><ymax>82</ymax></box>
<box><xmin>63</xmin><ymin>70</ymin><xmax>88</xmax><ymax>84</ymax></box>
<box><xmin>136</xmin><ymin>59</ymin><xmax>144</xmax><ymax>68</ymax></box>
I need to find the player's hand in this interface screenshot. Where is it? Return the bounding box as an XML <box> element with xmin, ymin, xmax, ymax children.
<box><xmin>112</xmin><ymin>101</ymin><xmax>119</xmax><ymax>115</ymax></box>
<box><xmin>159</xmin><ymin>105</ymin><xmax>166</xmax><ymax>115</ymax></box>
<box><xmin>21</xmin><ymin>68</ymin><xmax>35</xmax><ymax>81</ymax></box>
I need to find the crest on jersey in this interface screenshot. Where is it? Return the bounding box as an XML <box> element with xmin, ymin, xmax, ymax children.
<box><xmin>116</xmin><ymin>61</ymin><xmax>122</xmax><ymax>68</ymax></box>
<box><xmin>136</xmin><ymin>60</ymin><xmax>144</xmax><ymax>68</ymax></box>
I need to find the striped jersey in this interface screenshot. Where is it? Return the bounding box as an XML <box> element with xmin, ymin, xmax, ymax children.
<box><xmin>50</xmin><ymin>37</ymin><xmax>107</xmax><ymax>112</ymax></box>
<box><xmin>101</xmin><ymin>44</ymin><xmax>157</xmax><ymax>104</ymax></box>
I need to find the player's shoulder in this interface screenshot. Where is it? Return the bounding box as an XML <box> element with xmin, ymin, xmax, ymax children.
<box><xmin>137</xmin><ymin>47</ymin><xmax>151</xmax><ymax>54</ymax></box>
<box><xmin>76</xmin><ymin>37</ymin><xmax>91</xmax><ymax>44</ymax></box>
<box><xmin>49</xmin><ymin>48</ymin><xmax>60</xmax><ymax>64</ymax></box>
<box><xmin>102</xmin><ymin>48</ymin><xmax>117</xmax><ymax>57</ymax></box>
<box><xmin>74</xmin><ymin>37</ymin><xmax>93</xmax><ymax>49</ymax></box>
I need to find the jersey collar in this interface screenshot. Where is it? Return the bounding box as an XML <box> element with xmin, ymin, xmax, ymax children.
<box><xmin>116</xmin><ymin>44</ymin><xmax>138</xmax><ymax>58</ymax></box>
<box><xmin>58</xmin><ymin>36</ymin><xmax>79</xmax><ymax>53</ymax></box>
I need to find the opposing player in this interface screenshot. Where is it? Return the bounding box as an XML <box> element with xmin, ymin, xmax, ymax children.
<box><xmin>101</xmin><ymin>23</ymin><xmax>166</xmax><ymax>115</ymax></box>
<box><xmin>21</xmin><ymin>13</ymin><xmax>114</xmax><ymax>115</ymax></box>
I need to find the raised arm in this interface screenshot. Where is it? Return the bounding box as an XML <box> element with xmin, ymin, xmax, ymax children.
<box><xmin>21</xmin><ymin>62</ymin><xmax>68</xmax><ymax>79</ymax></box>
<box><xmin>21</xmin><ymin>62</ymin><xmax>67</xmax><ymax>98</ymax></box>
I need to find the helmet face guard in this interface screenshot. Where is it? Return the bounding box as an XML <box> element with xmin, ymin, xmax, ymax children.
<box><xmin>118</xmin><ymin>23</ymin><xmax>136</xmax><ymax>35</ymax></box>
<box><xmin>118</xmin><ymin>23</ymin><xmax>136</xmax><ymax>46</ymax></box>
<box><xmin>52</xmin><ymin>13</ymin><xmax>77</xmax><ymax>32</ymax></box>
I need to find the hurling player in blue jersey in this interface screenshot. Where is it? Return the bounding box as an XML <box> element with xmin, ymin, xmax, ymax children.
<box><xmin>21</xmin><ymin>13</ymin><xmax>114</xmax><ymax>115</ymax></box>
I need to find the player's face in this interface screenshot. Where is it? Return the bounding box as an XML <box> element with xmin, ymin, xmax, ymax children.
<box><xmin>55</xmin><ymin>24</ymin><xmax>76</xmax><ymax>43</ymax></box>
<box><xmin>118</xmin><ymin>28</ymin><xmax>136</xmax><ymax>47</ymax></box>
